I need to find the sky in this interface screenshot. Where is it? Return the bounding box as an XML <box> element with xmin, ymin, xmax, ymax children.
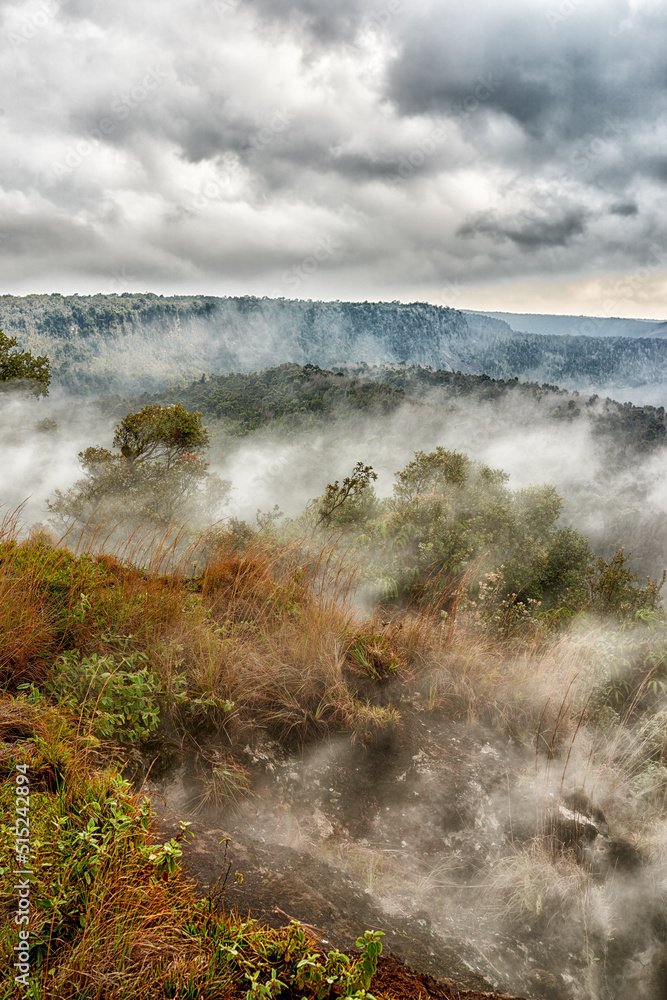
<box><xmin>1</xmin><ymin>0</ymin><xmax>666</xmax><ymax>318</ymax></box>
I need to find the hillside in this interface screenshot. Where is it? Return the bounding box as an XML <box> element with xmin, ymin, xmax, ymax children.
<box><xmin>3</xmin><ymin>293</ymin><xmax>667</xmax><ymax>398</ymax></box>
<box><xmin>129</xmin><ymin>361</ymin><xmax>667</xmax><ymax>466</ymax></box>
<box><xmin>464</xmin><ymin>309</ymin><xmax>667</xmax><ymax>339</ymax></box>
<box><xmin>3</xmin><ymin>456</ymin><xmax>667</xmax><ymax>998</ymax></box>
<box><xmin>115</xmin><ymin>363</ymin><xmax>667</xmax><ymax>585</ymax></box>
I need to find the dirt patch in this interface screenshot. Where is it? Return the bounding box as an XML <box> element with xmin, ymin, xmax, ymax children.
<box><xmin>159</xmin><ymin>819</ymin><xmax>518</xmax><ymax>996</ymax></box>
<box><xmin>370</xmin><ymin>955</ymin><xmax>526</xmax><ymax>999</ymax></box>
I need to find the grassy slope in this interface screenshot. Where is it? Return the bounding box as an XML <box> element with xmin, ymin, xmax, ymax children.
<box><xmin>0</xmin><ymin>524</ymin><xmax>399</xmax><ymax>999</ymax></box>
<box><xmin>3</xmin><ymin>455</ymin><xmax>667</xmax><ymax>995</ymax></box>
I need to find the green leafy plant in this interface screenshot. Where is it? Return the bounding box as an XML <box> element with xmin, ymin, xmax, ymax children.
<box><xmin>53</xmin><ymin>649</ymin><xmax>162</xmax><ymax>741</ymax></box>
<box><xmin>292</xmin><ymin>924</ymin><xmax>384</xmax><ymax>999</ymax></box>
<box><xmin>588</xmin><ymin>548</ymin><xmax>665</xmax><ymax>621</ymax></box>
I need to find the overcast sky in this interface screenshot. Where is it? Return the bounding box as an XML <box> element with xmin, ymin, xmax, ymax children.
<box><xmin>1</xmin><ymin>0</ymin><xmax>666</xmax><ymax>317</ymax></box>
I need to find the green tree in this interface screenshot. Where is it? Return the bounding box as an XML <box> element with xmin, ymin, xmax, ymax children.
<box><xmin>313</xmin><ymin>462</ymin><xmax>379</xmax><ymax>530</ymax></box>
<box><xmin>0</xmin><ymin>329</ymin><xmax>50</xmax><ymax>396</ymax></box>
<box><xmin>357</xmin><ymin>449</ymin><xmax>594</xmax><ymax>615</ymax></box>
<box><xmin>112</xmin><ymin>403</ymin><xmax>211</xmax><ymax>466</ymax></box>
<box><xmin>393</xmin><ymin>447</ymin><xmax>472</xmax><ymax>503</ymax></box>
<box><xmin>587</xmin><ymin>548</ymin><xmax>665</xmax><ymax>620</ymax></box>
<box><xmin>48</xmin><ymin>403</ymin><xmax>230</xmax><ymax>531</ymax></box>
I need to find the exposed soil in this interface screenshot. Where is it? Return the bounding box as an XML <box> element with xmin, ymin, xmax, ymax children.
<box><xmin>161</xmin><ymin>820</ymin><xmax>504</xmax><ymax>991</ymax></box>
<box><xmin>355</xmin><ymin>954</ymin><xmax>526</xmax><ymax>1000</ymax></box>
<box><xmin>159</xmin><ymin>819</ymin><xmax>529</xmax><ymax>1000</ymax></box>
<box><xmin>149</xmin><ymin>704</ymin><xmax>667</xmax><ymax>1000</ymax></box>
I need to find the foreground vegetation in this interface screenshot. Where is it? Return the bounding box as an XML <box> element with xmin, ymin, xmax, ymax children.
<box><xmin>1</xmin><ymin>517</ymin><xmax>399</xmax><ymax>999</ymax></box>
<box><xmin>3</xmin><ymin>475</ymin><xmax>667</xmax><ymax>996</ymax></box>
<box><xmin>0</xmin><ymin>698</ymin><xmax>385</xmax><ymax>1000</ymax></box>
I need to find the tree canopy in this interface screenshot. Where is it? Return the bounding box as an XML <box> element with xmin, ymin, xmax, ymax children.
<box><xmin>48</xmin><ymin>403</ymin><xmax>228</xmax><ymax>533</ymax></box>
<box><xmin>0</xmin><ymin>329</ymin><xmax>50</xmax><ymax>396</ymax></box>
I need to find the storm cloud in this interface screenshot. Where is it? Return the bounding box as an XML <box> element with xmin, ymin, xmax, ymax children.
<box><xmin>0</xmin><ymin>0</ymin><xmax>666</xmax><ymax>316</ymax></box>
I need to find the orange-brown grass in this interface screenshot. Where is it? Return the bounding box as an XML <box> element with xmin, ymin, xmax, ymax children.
<box><xmin>414</xmin><ymin>611</ymin><xmax>601</xmax><ymax>745</ymax></box>
<box><xmin>2</xmin><ymin>511</ymin><xmax>404</xmax><ymax>752</ymax></box>
<box><xmin>2</xmin><ymin>695</ymin><xmax>389</xmax><ymax>1000</ymax></box>
<box><xmin>1</xmin><ymin>506</ymin><xmax>611</xmax><ymax>775</ymax></box>
<box><xmin>0</xmin><ymin>511</ymin><xmax>195</xmax><ymax>686</ymax></box>
<box><xmin>152</xmin><ymin>536</ymin><xmax>392</xmax><ymax>747</ymax></box>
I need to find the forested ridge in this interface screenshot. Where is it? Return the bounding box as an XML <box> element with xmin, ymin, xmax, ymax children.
<box><xmin>124</xmin><ymin>361</ymin><xmax>667</xmax><ymax>465</ymax></box>
<box><xmin>3</xmin><ymin>292</ymin><xmax>667</xmax><ymax>395</ymax></box>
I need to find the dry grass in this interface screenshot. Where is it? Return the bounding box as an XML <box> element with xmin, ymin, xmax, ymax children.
<box><xmin>5</xmin><ymin>507</ymin><xmax>667</xmax><ymax>996</ymax></box>
<box><xmin>0</xmin><ymin>507</ymin><xmax>614</xmax><ymax>757</ymax></box>
<box><xmin>482</xmin><ymin>839</ymin><xmax>594</xmax><ymax>929</ymax></box>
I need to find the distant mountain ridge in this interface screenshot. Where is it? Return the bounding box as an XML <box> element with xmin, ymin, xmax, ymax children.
<box><xmin>464</xmin><ymin>309</ymin><xmax>667</xmax><ymax>339</ymax></box>
<box><xmin>1</xmin><ymin>292</ymin><xmax>667</xmax><ymax>398</ymax></box>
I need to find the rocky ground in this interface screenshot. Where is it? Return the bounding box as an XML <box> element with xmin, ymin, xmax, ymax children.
<box><xmin>149</xmin><ymin>705</ymin><xmax>667</xmax><ymax>1000</ymax></box>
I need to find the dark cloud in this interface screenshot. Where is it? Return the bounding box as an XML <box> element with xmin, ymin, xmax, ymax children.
<box><xmin>457</xmin><ymin>210</ymin><xmax>588</xmax><ymax>249</ymax></box>
<box><xmin>244</xmin><ymin>0</ymin><xmax>369</xmax><ymax>42</ymax></box>
<box><xmin>610</xmin><ymin>203</ymin><xmax>638</xmax><ymax>217</ymax></box>
<box><xmin>385</xmin><ymin>2</ymin><xmax>667</xmax><ymax>149</ymax></box>
<box><xmin>643</xmin><ymin>157</ymin><xmax>667</xmax><ymax>183</ymax></box>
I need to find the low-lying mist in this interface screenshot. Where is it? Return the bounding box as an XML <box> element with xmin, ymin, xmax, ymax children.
<box><xmin>4</xmin><ymin>367</ymin><xmax>667</xmax><ymax>586</ymax></box>
<box><xmin>145</xmin><ymin>572</ymin><xmax>667</xmax><ymax>1000</ymax></box>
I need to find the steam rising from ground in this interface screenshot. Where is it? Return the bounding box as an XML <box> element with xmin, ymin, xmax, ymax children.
<box><xmin>153</xmin><ymin>619</ymin><xmax>667</xmax><ymax>999</ymax></box>
<box><xmin>216</xmin><ymin>388</ymin><xmax>667</xmax><ymax>582</ymax></box>
<box><xmin>0</xmin><ymin>392</ymin><xmax>111</xmax><ymax>527</ymax></box>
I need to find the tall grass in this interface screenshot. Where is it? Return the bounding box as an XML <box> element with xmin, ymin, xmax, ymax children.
<box><xmin>0</xmin><ymin>697</ymin><xmax>387</xmax><ymax>1000</ymax></box>
<box><xmin>0</xmin><ymin>506</ymin><xmax>618</xmax><ymax>754</ymax></box>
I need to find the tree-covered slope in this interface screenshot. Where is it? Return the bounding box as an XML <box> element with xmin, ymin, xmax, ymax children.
<box><xmin>0</xmin><ymin>294</ymin><xmax>467</xmax><ymax>394</ymax></box>
<box><xmin>129</xmin><ymin>363</ymin><xmax>406</xmax><ymax>436</ymax></box>
<box><xmin>129</xmin><ymin>361</ymin><xmax>667</xmax><ymax>467</ymax></box>
<box><xmin>3</xmin><ymin>293</ymin><xmax>667</xmax><ymax>396</ymax></box>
